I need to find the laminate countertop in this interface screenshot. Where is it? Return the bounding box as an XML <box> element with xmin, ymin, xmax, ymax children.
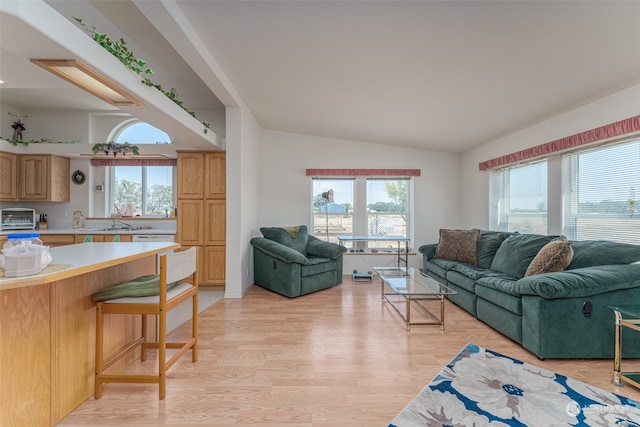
<box><xmin>0</xmin><ymin>241</ymin><xmax>179</xmax><ymax>291</ymax></box>
<box><xmin>1</xmin><ymin>228</ymin><xmax>176</xmax><ymax>236</ymax></box>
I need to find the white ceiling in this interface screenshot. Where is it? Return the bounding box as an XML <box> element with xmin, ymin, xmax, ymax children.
<box><xmin>2</xmin><ymin>1</ymin><xmax>640</xmax><ymax>154</ymax></box>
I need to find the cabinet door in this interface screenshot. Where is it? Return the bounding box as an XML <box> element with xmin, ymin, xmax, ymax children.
<box><xmin>203</xmin><ymin>246</ymin><xmax>225</xmax><ymax>285</ymax></box>
<box><xmin>19</xmin><ymin>155</ymin><xmax>48</xmax><ymax>200</ymax></box>
<box><xmin>0</xmin><ymin>151</ymin><xmax>17</xmax><ymax>200</ymax></box>
<box><xmin>50</xmin><ymin>155</ymin><xmax>70</xmax><ymax>202</ymax></box>
<box><xmin>177</xmin><ymin>152</ymin><xmax>204</xmax><ymax>199</ymax></box>
<box><xmin>204</xmin><ymin>151</ymin><xmax>225</xmax><ymax>199</ymax></box>
<box><xmin>204</xmin><ymin>200</ymin><xmax>225</xmax><ymax>246</ymax></box>
<box><xmin>40</xmin><ymin>235</ymin><xmax>75</xmax><ymax>247</ymax></box>
<box><xmin>177</xmin><ymin>200</ymin><xmax>204</xmax><ymax>245</ymax></box>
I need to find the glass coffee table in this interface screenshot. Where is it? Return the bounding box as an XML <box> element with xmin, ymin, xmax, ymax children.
<box><xmin>373</xmin><ymin>267</ymin><xmax>456</xmax><ymax>331</ymax></box>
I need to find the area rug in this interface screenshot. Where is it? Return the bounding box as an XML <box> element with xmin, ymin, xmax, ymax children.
<box><xmin>389</xmin><ymin>343</ymin><xmax>640</xmax><ymax>427</ymax></box>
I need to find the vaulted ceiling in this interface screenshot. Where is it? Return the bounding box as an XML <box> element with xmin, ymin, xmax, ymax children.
<box><xmin>2</xmin><ymin>1</ymin><xmax>639</xmax><ymax>153</ymax></box>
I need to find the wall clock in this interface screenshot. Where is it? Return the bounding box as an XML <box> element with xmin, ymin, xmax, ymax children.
<box><xmin>72</xmin><ymin>170</ymin><xmax>86</xmax><ymax>185</ymax></box>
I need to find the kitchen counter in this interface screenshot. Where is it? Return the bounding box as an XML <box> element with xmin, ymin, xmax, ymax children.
<box><xmin>0</xmin><ymin>241</ymin><xmax>179</xmax><ymax>290</ymax></box>
<box><xmin>0</xmin><ymin>241</ymin><xmax>180</xmax><ymax>426</ymax></box>
<box><xmin>1</xmin><ymin>228</ymin><xmax>176</xmax><ymax>236</ymax></box>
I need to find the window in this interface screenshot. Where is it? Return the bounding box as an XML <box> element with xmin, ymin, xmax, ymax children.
<box><xmin>366</xmin><ymin>178</ymin><xmax>409</xmax><ymax>249</ymax></box>
<box><xmin>494</xmin><ymin>161</ymin><xmax>548</xmax><ymax>234</ymax></box>
<box><xmin>563</xmin><ymin>138</ymin><xmax>640</xmax><ymax>244</ymax></box>
<box><xmin>312</xmin><ymin>179</ymin><xmax>354</xmax><ymax>243</ymax></box>
<box><xmin>110</xmin><ymin>123</ymin><xmax>174</xmax><ymax>217</ymax></box>
<box><xmin>311</xmin><ymin>177</ymin><xmax>411</xmax><ymax>249</ymax></box>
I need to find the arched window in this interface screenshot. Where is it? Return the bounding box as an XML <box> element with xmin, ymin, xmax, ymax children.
<box><xmin>110</xmin><ymin>122</ymin><xmax>174</xmax><ymax>217</ymax></box>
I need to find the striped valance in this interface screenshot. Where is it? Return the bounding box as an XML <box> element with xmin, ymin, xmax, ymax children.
<box><xmin>479</xmin><ymin>115</ymin><xmax>640</xmax><ymax>170</ymax></box>
<box><xmin>306</xmin><ymin>168</ymin><xmax>421</xmax><ymax>177</ymax></box>
<box><xmin>91</xmin><ymin>158</ymin><xmax>177</xmax><ymax>167</ymax></box>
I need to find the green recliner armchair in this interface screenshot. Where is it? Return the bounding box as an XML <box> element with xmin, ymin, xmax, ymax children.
<box><xmin>250</xmin><ymin>225</ymin><xmax>346</xmax><ymax>298</ymax></box>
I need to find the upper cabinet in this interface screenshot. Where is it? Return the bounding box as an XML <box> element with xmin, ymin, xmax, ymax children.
<box><xmin>0</xmin><ymin>151</ymin><xmax>70</xmax><ymax>202</ymax></box>
<box><xmin>205</xmin><ymin>152</ymin><xmax>226</xmax><ymax>199</ymax></box>
<box><xmin>0</xmin><ymin>151</ymin><xmax>18</xmax><ymax>200</ymax></box>
<box><xmin>177</xmin><ymin>152</ymin><xmax>204</xmax><ymax>199</ymax></box>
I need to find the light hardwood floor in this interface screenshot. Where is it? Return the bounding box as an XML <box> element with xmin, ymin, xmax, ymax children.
<box><xmin>58</xmin><ymin>277</ymin><xmax>640</xmax><ymax>426</ymax></box>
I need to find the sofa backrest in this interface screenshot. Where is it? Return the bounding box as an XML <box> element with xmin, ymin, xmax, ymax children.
<box><xmin>567</xmin><ymin>240</ymin><xmax>640</xmax><ymax>269</ymax></box>
<box><xmin>477</xmin><ymin>230</ymin><xmax>513</xmax><ymax>269</ymax></box>
<box><xmin>260</xmin><ymin>225</ymin><xmax>309</xmax><ymax>256</ymax></box>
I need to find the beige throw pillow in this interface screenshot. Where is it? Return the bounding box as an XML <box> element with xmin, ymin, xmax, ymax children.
<box><xmin>435</xmin><ymin>228</ymin><xmax>480</xmax><ymax>265</ymax></box>
<box><xmin>525</xmin><ymin>236</ymin><xmax>574</xmax><ymax>277</ymax></box>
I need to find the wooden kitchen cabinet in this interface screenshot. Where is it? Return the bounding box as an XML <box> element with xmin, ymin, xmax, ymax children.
<box><xmin>205</xmin><ymin>151</ymin><xmax>226</xmax><ymax>199</ymax></box>
<box><xmin>40</xmin><ymin>234</ymin><xmax>75</xmax><ymax>247</ymax></box>
<box><xmin>0</xmin><ymin>151</ymin><xmax>18</xmax><ymax>200</ymax></box>
<box><xmin>177</xmin><ymin>151</ymin><xmax>225</xmax><ymax>287</ymax></box>
<box><xmin>177</xmin><ymin>152</ymin><xmax>204</xmax><ymax>199</ymax></box>
<box><xmin>18</xmin><ymin>154</ymin><xmax>70</xmax><ymax>202</ymax></box>
<box><xmin>205</xmin><ymin>199</ymin><xmax>225</xmax><ymax>246</ymax></box>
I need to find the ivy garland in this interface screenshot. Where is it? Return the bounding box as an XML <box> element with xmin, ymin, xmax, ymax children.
<box><xmin>0</xmin><ymin>138</ymin><xmax>83</xmax><ymax>147</ymax></box>
<box><xmin>73</xmin><ymin>17</ymin><xmax>211</xmax><ymax>134</ymax></box>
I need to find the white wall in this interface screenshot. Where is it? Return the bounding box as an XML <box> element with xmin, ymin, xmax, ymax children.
<box><xmin>256</xmin><ymin>130</ymin><xmax>461</xmax><ymax>271</ymax></box>
<box><xmin>460</xmin><ymin>83</ymin><xmax>640</xmax><ymax>230</ymax></box>
<box><xmin>225</xmin><ymin>106</ymin><xmax>262</xmax><ymax>298</ymax></box>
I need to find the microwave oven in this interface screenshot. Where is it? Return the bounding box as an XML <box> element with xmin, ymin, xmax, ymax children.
<box><xmin>0</xmin><ymin>208</ymin><xmax>37</xmax><ymax>231</ymax></box>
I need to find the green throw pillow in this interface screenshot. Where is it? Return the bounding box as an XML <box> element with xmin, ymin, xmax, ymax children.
<box><xmin>490</xmin><ymin>233</ymin><xmax>557</xmax><ymax>278</ymax></box>
<box><xmin>260</xmin><ymin>225</ymin><xmax>309</xmax><ymax>256</ymax></box>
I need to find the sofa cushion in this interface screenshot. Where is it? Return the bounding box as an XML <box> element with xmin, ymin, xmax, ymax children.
<box><xmin>477</xmin><ymin>230</ymin><xmax>513</xmax><ymax>269</ymax></box>
<box><xmin>301</xmin><ymin>257</ymin><xmax>336</xmax><ymax>277</ymax></box>
<box><xmin>567</xmin><ymin>240</ymin><xmax>640</xmax><ymax>269</ymax></box>
<box><xmin>91</xmin><ymin>275</ymin><xmax>179</xmax><ymax>302</ymax></box>
<box><xmin>445</xmin><ymin>270</ymin><xmax>477</xmax><ymax>293</ymax></box>
<box><xmin>475</xmin><ymin>283</ymin><xmax>523</xmax><ymax>315</ymax></box>
<box><xmin>435</xmin><ymin>228</ymin><xmax>480</xmax><ymax>265</ymax></box>
<box><xmin>475</xmin><ymin>275</ymin><xmax>519</xmax><ymax>296</ymax></box>
<box><xmin>260</xmin><ymin>225</ymin><xmax>309</xmax><ymax>256</ymax></box>
<box><xmin>428</xmin><ymin>258</ymin><xmax>460</xmax><ymax>275</ymax></box>
<box><xmin>525</xmin><ymin>236</ymin><xmax>574</xmax><ymax>276</ymax></box>
<box><xmin>490</xmin><ymin>233</ymin><xmax>556</xmax><ymax>278</ymax></box>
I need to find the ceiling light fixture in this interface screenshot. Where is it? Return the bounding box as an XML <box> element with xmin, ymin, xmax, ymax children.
<box><xmin>30</xmin><ymin>59</ymin><xmax>144</xmax><ymax>107</ymax></box>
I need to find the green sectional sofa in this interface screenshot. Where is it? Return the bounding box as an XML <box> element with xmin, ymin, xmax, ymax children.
<box><xmin>419</xmin><ymin>230</ymin><xmax>640</xmax><ymax>359</ymax></box>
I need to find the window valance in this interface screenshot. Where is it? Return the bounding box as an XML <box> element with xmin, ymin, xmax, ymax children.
<box><xmin>479</xmin><ymin>115</ymin><xmax>640</xmax><ymax>171</ymax></box>
<box><xmin>91</xmin><ymin>158</ymin><xmax>177</xmax><ymax>167</ymax></box>
<box><xmin>306</xmin><ymin>168</ymin><xmax>420</xmax><ymax>177</ymax></box>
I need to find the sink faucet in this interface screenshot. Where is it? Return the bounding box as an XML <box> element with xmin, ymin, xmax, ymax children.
<box><xmin>112</xmin><ymin>218</ymin><xmax>132</xmax><ymax>229</ymax></box>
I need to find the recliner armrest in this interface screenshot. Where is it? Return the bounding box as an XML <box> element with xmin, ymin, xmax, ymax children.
<box><xmin>250</xmin><ymin>237</ymin><xmax>309</xmax><ymax>264</ymax></box>
<box><xmin>306</xmin><ymin>235</ymin><xmax>347</xmax><ymax>259</ymax></box>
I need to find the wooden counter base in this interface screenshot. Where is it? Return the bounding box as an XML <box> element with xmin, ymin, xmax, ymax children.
<box><xmin>0</xmin><ymin>242</ymin><xmax>179</xmax><ymax>427</ymax></box>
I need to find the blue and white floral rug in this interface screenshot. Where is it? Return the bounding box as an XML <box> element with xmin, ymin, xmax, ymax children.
<box><xmin>389</xmin><ymin>343</ymin><xmax>640</xmax><ymax>426</ymax></box>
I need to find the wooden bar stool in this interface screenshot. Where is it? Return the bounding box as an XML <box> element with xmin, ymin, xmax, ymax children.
<box><xmin>93</xmin><ymin>247</ymin><xmax>198</xmax><ymax>400</ymax></box>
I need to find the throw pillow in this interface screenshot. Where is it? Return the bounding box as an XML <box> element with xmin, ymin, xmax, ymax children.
<box><xmin>435</xmin><ymin>228</ymin><xmax>480</xmax><ymax>265</ymax></box>
<box><xmin>260</xmin><ymin>225</ymin><xmax>309</xmax><ymax>256</ymax></box>
<box><xmin>525</xmin><ymin>236</ymin><xmax>574</xmax><ymax>277</ymax></box>
<box><xmin>490</xmin><ymin>233</ymin><xmax>557</xmax><ymax>278</ymax></box>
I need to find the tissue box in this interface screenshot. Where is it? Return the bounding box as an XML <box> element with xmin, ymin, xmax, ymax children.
<box><xmin>4</xmin><ymin>253</ymin><xmax>42</xmax><ymax>277</ymax></box>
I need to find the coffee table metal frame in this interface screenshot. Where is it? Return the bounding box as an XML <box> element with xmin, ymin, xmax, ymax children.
<box><xmin>374</xmin><ymin>267</ymin><xmax>456</xmax><ymax>331</ymax></box>
<box><xmin>605</xmin><ymin>305</ymin><xmax>640</xmax><ymax>389</ymax></box>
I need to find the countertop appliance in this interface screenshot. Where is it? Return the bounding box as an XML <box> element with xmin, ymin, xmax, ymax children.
<box><xmin>1</xmin><ymin>208</ymin><xmax>37</xmax><ymax>231</ymax></box>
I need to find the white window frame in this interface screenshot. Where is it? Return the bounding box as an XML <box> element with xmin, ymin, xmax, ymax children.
<box><xmin>310</xmin><ymin>176</ymin><xmax>413</xmax><ymax>250</ymax></box>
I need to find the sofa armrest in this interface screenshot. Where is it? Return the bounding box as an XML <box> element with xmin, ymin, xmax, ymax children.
<box><xmin>306</xmin><ymin>235</ymin><xmax>347</xmax><ymax>259</ymax></box>
<box><xmin>512</xmin><ymin>264</ymin><xmax>640</xmax><ymax>299</ymax></box>
<box><xmin>418</xmin><ymin>243</ymin><xmax>438</xmax><ymax>260</ymax></box>
<box><xmin>250</xmin><ymin>237</ymin><xmax>309</xmax><ymax>264</ymax></box>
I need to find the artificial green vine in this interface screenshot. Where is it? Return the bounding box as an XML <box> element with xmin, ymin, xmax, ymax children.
<box><xmin>73</xmin><ymin>17</ymin><xmax>210</xmax><ymax>134</ymax></box>
<box><xmin>1</xmin><ymin>138</ymin><xmax>82</xmax><ymax>147</ymax></box>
